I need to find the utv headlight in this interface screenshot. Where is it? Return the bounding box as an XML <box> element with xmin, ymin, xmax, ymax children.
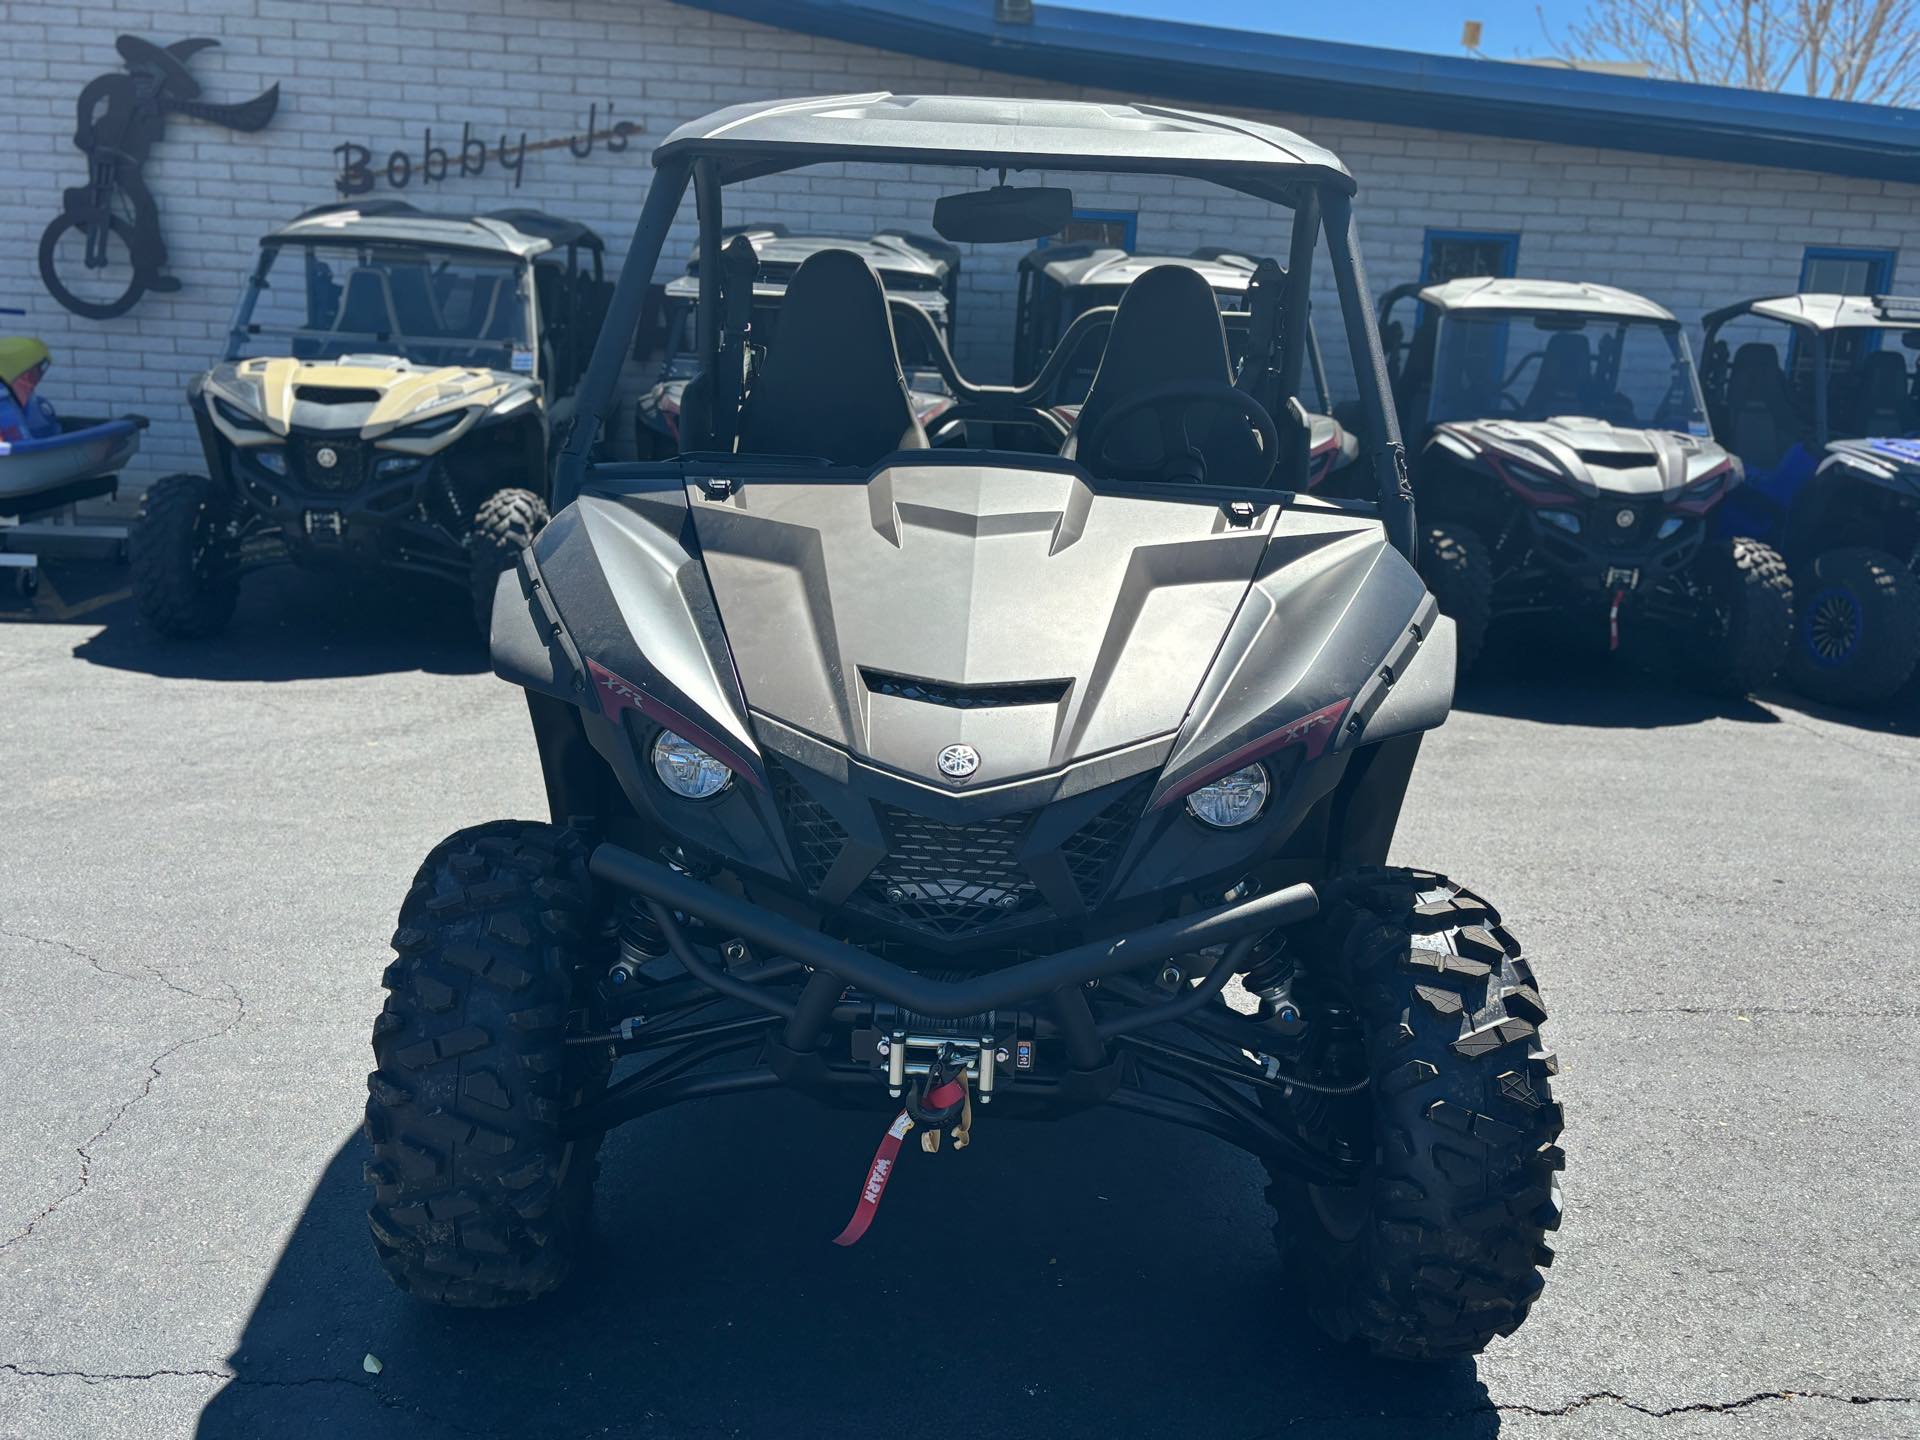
<box><xmin>254</xmin><ymin>447</ymin><xmax>287</xmax><ymax>476</ymax></box>
<box><xmin>652</xmin><ymin>730</ymin><xmax>732</xmax><ymax>800</ymax></box>
<box><xmin>1656</xmin><ymin>516</ymin><xmax>1686</xmax><ymax>540</ymax></box>
<box><xmin>1538</xmin><ymin>508</ymin><xmax>1582</xmax><ymax>535</ymax></box>
<box><xmin>374</xmin><ymin>454</ymin><xmax>423</xmax><ymax>478</ymax></box>
<box><xmin>1186</xmin><ymin>763</ymin><xmax>1269</xmax><ymax>829</ymax></box>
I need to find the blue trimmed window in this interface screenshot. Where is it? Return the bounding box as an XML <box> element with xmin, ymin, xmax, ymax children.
<box><xmin>1798</xmin><ymin>247</ymin><xmax>1900</xmax><ymax>367</ymax></box>
<box><xmin>1422</xmin><ymin>230</ymin><xmax>1520</xmax><ymax>284</ymax></box>
<box><xmin>1799</xmin><ymin>246</ymin><xmax>1897</xmax><ymax>295</ymax></box>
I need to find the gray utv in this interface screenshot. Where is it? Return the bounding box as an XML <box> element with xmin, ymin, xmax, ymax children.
<box><xmin>1382</xmin><ymin>277</ymin><xmax>1790</xmax><ymax>687</ymax></box>
<box><xmin>365</xmin><ymin>94</ymin><xmax>1564</xmax><ymax>1362</ymax></box>
<box><xmin>1016</xmin><ymin>243</ymin><xmax>1356</xmax><ymax>487</ymax></box>
<box><xmin>636</xmin><ymin>224</ymin><xmax>961</xmax><ymax>457</ymax></box>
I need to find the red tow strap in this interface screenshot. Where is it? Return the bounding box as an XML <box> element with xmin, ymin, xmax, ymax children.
<box><xmin>832</xmin><ymin>1074</ymin><xmax>969</xmax><ymax>1247</ymax></box>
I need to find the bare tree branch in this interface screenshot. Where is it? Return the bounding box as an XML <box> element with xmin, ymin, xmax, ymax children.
<box><xmin>1542</xmin><ymin>0</ymin><xmax>1920</xmax><ymax>103</ymax></box>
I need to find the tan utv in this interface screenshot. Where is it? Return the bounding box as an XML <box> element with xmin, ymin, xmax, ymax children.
<box><xmin>131</xmin><ymin>201</ymin><xmax>610</xmax><ymax>637</ymax></box>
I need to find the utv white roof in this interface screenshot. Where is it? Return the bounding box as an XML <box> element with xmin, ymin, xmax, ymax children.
<box><xmin>1028</xmin><ymin>247</ymin><xmax>1259</xmax><ymax>293</ymax></box>
<box><xmin>694</xmin><ymin>228</ymin><xmax>954</xmax><ymax>284</ymax></box>
<box><xmin>266</xmin><ymin>203</ymin><xmax>603</xmax><ymax>260</ymax></box>
<box><xmin>1724</xmin><ymin>293</ymin><xmax>1920</xmax><ymax>331</ymax></box>
<box><xmin>654</xmin><ymin>93</ymin><xmax>1353</xmax><ymax>193</ymax></box>
<box><xmin>1418</xmin><ymin>277</ymin><xmax>1676</xmax><ymax>323</ymax></box>
<box><xmin>664</xmin><ymin>272</ymin><xmax>950</xmax><ymax>320</ymax></box>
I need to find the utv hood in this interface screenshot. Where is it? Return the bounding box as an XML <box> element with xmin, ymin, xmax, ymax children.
<box><xmin>201</xmin><ymin>355</ymin><xmax>536</xmax><ymax>448</ymax></box>
<box><xmin>678</xmin><ymin>465</ymin><xmax>1275</xmax><ymax>787</ymax></box>
<box><xmin>1437</xmin><ymin>416</ymin><xmax>1730</xmax><ymax>498</ymax></box>
<box><xmin>1823</xmin><ymin>436</ymin><xmax>1920</xmax><ymax>490</ymax></box>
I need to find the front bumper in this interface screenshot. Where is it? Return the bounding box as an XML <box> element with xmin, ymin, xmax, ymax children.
<box><xmin>1524</xmin><ymin>502</ymin><xmax>1703</xmax><ymax>592</ymax></box>
<box><xmin>590</xmin><ymin>841</ymin><xmax>1318</xmax><ymax>1021</ymax></box>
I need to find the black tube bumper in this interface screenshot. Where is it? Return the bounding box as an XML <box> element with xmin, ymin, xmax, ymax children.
<box><xmin>588</xmin><ymin>843</ymin><xmax>1319</xmax><ymax>1019</ymax></box>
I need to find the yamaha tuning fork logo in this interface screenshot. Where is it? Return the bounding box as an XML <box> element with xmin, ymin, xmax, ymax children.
<box><xmin>936</xmin><ymin>743</ymin><xmax>981</xmax><ymax>781</ymax></box>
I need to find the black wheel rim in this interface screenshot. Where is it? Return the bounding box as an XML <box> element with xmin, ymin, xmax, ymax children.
<box><xmin>1802</xmin><ymin>585</ymin><xmax>1862</xmax><ymax>667</ymax></box>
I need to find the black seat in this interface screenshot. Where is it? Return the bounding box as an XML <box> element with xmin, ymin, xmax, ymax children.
<box><xmin>1063</xmin><ymin>264</ymin><xmax>1264</xmax><ymax>482</ymax></box>
<box><xmin>737</xmin><ymin>249</ymin><xmax>925</xmax><ymax>466</ymax></box>
<box><xmin>1854</xmin><ymin>350</ymin><xmax>1913</xmax><ymax>436</ymax></box>
<box><xmin>1723</xmin><ymin>342</ymin><xmax>1799</xmax><ymax>467</ymax></box>
<box><xmin>1525</xmin><ymin>332</ymin><xmax>1592</xmax><ymax>415</ymax></box>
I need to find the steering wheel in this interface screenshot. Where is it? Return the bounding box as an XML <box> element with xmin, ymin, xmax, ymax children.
<box><xmin>1079</xmin><ymin>380</ymin><xmax>1279</xmax><ymax>486</ymax></box>
<box><xmin>935</xmin><ymin>400</ymin><xmax>1074</xmax><ymax>446</ymax></box>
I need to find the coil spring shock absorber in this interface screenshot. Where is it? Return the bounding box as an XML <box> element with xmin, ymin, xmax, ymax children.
<box><xmin>606</xmin><ymin>899</ymin><xmax>667</xmax><ymax>991</ymax></box>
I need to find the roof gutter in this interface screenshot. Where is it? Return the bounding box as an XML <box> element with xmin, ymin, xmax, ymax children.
<box><xmin>671</xmin><ymin>0</ymin><xmax>1920</xmax><ymax>183</ymax></box>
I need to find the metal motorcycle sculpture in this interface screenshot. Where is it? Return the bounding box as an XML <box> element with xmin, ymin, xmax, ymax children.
<box><xmin>39</xmin><ymin>36</ymin><xmax>279</xmax><ymax>321</ymax></box>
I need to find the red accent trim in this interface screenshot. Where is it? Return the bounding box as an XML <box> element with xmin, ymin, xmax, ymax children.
<box><xmin>586</xmin><ymin>659</ymin><xmax>765</xmax><ymax>791</ymax></box>
<box><xmin>1152</xmin><ymin>698</ymin><xmax>1350</xmax><ymax>811</ymax></box>
<box><xmin>1666</xmin><ymin>462</ymin><xmax>1733</xmax><ymax>516</ymax></box>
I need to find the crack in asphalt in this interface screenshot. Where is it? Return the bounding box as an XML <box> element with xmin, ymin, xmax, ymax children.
<box><xmin>5</xmin><ymin>1364</ymin><xmax>1912</xmax><ymax>1438</ymax></box>
<box><xmin>0</xmin><ymin>926</ymin><xmax>230</xmax><ymax>1005</ymax></box>
<box><xmin>1239</xmin><ymin>1389</ymin><xmax>1916</xmax><ymax>1434</ymax></box>
<box><xmin>0</xmin><ymin>932</ymin><xmax>247</xmax><ymax>1254</ymax></box>
<box><xmin>1497</xmin><ymin>1388</ymin><xmax>1916</xmax><ymax>1419</ymax></box>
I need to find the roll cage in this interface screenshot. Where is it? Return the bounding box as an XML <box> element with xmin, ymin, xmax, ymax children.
<box><xmin>1701</xmin><ymin>293</ymin><xmax>1920</xmax><ymax>445</ymax></box>
<box><xmin>230</xmin><ymin>202</ymin><xmax>612</xmax><ymax>398</ymax></box>
<box><xmin>554</xmin><ymin>93</ymin><xmax>1413</xmax><ymax>560</ymax></box>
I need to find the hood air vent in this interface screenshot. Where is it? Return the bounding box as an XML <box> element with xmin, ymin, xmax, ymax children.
<box><xmin>1577</xmin><ymin>450</ymin><xmax>1654</xmax><ymax>469</ymax></box>
<box><xmin>861</xmin><ymin>668</ymin><xmax>1068</xmax><ymax>710</ymax></box>
<box><xmin>296</xmin><ymin>386</ymin><xmax>385</xmax><ymax>404</ymax></box>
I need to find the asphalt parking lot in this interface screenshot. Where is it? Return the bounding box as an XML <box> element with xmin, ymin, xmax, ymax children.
<box><xmin>1</xmin><ymin>562</ymin><xmax>1916</xmax><ymax>1440</ymax></box>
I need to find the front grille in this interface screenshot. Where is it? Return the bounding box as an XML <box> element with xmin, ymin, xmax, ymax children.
<box><xmin>769</xmin><ymin>761</ymin><xmax>850</xmax><ymax>890</ymax></box>
<box><xmin>862</xmin><ymin>806</ymin><xmax>1042</xmax><ymax>936</ymax></box>
<box><xmin>769</xmin><ymin>759</ymin><xmax>1149</xmax><ymax>941</ymax></box>
<box><xmin>300</xmin><ymin>437</ymin><xmax>366</xmax><ymax>494</ymax></box>
<box><xmin>1059</xmin><ymin>780</ymin><xmax>1151</xmax><ymax>905</ymax></box>
<box><xmin>861</xmin><ymin>668</ymin><xmax>1068</xmax><ymax>710</ymax></box>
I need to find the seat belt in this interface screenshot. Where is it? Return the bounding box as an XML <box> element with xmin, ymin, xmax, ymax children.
<box><xmin>712</xmin><ymin>234</ymin><xmax>758</xmax><ymax>450</ymax></box>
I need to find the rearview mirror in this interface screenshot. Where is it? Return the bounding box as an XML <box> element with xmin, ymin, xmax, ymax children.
<box><xmin>933</xmin><ymin>186</ymin><xmax>1074</xmax><ymax>244</ymax></box>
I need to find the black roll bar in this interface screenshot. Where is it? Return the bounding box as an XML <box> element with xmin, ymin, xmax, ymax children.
<box><xmin>1323</xmin><ymin>190</ymin><xmax>1417</xmax><ymax>561</ymax></box>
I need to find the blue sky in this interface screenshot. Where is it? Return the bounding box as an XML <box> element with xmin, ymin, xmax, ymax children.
<box><xmin>1052</xmin><ymin>0</ymin><xmax>1586</xmax><ymax>60</ymax></box>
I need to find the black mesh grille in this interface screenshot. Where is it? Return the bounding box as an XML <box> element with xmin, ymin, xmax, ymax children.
<box><xmin>1593</xmin><ymin>498</ymin><xmax>1659</xmax><ymax>547</ymax></box>
<box><xmin>770</xmin><ymin>762</ymin><xmax>850</xmax><ymax>890</ymax></box>
<box><xmin>861</xmin><ymin>668</ymin><xmax>1068</xmax><ymax>710</ymax></box>
<box><xmin>300</xmin><ymin>438</ymin><xmax>366</xmax><ymax>494</ymax></box>
<box><xmin>1059</xmin><ymin>780</ymin><xmax>1150</xmax><ymax>905</ymax></box>
<box><xmin>861</xmin><ymin>807</ymin><xmax>1042</xmax><ymax>936</ymax></box>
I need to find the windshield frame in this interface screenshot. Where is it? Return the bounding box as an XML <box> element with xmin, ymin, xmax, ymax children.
<box><xmin>1427</xmin><ymin>307</ymin><xmax>1710</xmax><ymax>434</ymax></box>
<box><xmin>555</xmin><ymin>149</ymin><xmax>1414</xmax><ymax>561</ymax></box>
<box><xmin>226</xmin><ymin>238</ymin><xmax>540</xmax><ymax>376</ymax></box>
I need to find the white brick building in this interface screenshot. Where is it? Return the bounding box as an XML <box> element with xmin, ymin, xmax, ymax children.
<box><xmin>4</xmin><ymin>0</ymin><xmax>1916</xmax><ymax>494</ymax></box>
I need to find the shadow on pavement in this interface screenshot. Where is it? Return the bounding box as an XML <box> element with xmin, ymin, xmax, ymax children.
<box><xmin>196</xmin><ymin>1093</ymin><xmax>1502</xmax><ymax>1440</ymax></box>
<box><xmin>1455</xmin><ymin>626</ymin><xmax>1779</xmax><ymax>729</ymax></box>
<box><xmin>60</xmin><ymin>564</ymin><xmax>486</xmax><ymax>681</ymax></box>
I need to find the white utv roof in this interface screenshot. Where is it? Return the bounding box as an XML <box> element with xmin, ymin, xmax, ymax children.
<box><xmin>693</xmin><ymin>226</ymin><xmax>955</xmax><ymax>286</ymax></box>
<box><xmin>1418</xmin><ymin>277</ymin><xmax>1676</xmax><ymax>323</ymax></box>
<box><xmin>266</xmin><ymin>201</ymin><xmax>603</xmax><ymax>260</ymax></box>
<box><xmin>1025</xmin><ymin>246</ymin><xmax>1260</xmax><ymax>294</ymax></box>
<box><xmin>1730</xmin><ymin>293</ymin><xmax>1920</xmax><ymax>331</ymax></box>
<box><xmin>653</xmin><ymin>93</ymin><xmax>1353</xmax><ymax>193</ymax></box>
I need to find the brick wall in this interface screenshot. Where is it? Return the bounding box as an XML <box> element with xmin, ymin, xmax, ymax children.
<box><xmin>3</xmin><ymin>0</ymin><xmax>1914</xmax><ymax>497</ymax></box>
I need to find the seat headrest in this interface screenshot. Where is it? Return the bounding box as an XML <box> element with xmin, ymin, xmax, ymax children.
<box><xmin>1730</xmin><ymin>342</ymin><xmax>1783</xmax><ymax>383</ymax></box>
<box><xmin>1072</xmin><ymin>265</ymin><xmax>1231</xmax><ymax>445</ymax></box>
<box><xmin>737</xmin><ymin>248</ymin><xmax>923</xmax><ymax>466</ymax></box>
